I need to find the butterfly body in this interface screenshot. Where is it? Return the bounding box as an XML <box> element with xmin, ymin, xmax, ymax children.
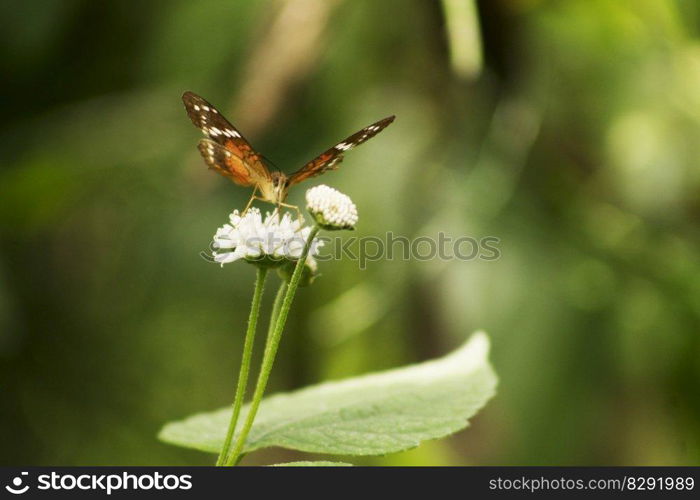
<box><xmin>263</xmin><ymin>171</ymin><xmax>290</xmax><ymax>205</ymax></box>
<box><xmin>183</xmin><ymin>91</ymin><xmax>394</xmax><ymax>210</ymax></box>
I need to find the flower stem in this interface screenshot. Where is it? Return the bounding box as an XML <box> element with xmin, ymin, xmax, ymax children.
<box><xmin>216</xmin><ymin>266</ymin><xmax>268</xmax><ymax>466</ymax></box>
<box><xmin>225</xmin><ymin>226</ymin><xmax>320</xmax><ymax>465</ymax></box>
<box><xmin>267</xmin><ymin>280</ymin><xmax>288</xmax><ymax>340</ymax></box>
<box><xmin>222</xmin><ymin>280</ymin><xmax>285</xmax><ymax>465</ymax></box>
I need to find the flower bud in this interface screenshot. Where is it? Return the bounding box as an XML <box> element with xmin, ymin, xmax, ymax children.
<box><xmin>306</xmin><ymin>185</ymin><xmax>358</xmax><ymax>231</ymax></box>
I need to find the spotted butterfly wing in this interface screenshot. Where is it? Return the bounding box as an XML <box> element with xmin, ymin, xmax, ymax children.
<box><xmin>195</xmin><ymin>139</ymin><xmax>257</xmax><ymax>186</ymax></box>
<box><xmin>182</xmin><ymin>91</ymin><xmax>270</xmax><ymax>186</ymax></box>
<box><xmin>288</xmin><ymin>115</ymin><xmax>395</xmax><ymax>185</ymax></box>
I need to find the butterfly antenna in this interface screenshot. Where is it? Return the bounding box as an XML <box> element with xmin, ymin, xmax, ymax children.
<box><xmin>261</xmin><ymin>154</ymin><xmax>280</xmax><ymax>172</ymax></box>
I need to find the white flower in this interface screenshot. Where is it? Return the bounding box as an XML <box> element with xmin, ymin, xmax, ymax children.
<box><xmin>305</xmin><ymin>185</ymin><xmax>358</xmax><ymax>230</ymax></box>
<box><xmin>212</xmin><ymin>208</ymin><xmax>323</xmax><ymax>266</ymax></box>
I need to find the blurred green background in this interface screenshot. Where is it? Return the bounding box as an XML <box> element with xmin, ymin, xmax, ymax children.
<box><xmin>1</xmin><ymin>0</ymin><xmax>699</xmax><ymax>466</ymax></box>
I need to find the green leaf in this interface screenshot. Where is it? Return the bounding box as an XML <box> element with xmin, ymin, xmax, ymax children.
<box><xmin>270</xmin><ymin>461</ymin><xmax>352</xmax><ymax>466</ymax></box>
<box><xmin>159</xmin><ymin>331</ymin><xmax>497</xmax><ymax>456</ymax></box>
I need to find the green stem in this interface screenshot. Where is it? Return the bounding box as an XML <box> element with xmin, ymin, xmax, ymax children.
<box><xmin>216</xmin><ymin>267</ymin><xmax>268</xmax><ymax>466</ymax></box>
<box><xmin>225</xmin><ymin>226</ymin><xmax>320</xmax><ymax>466</ymax></box>
<box><xmin>224</xmin><ymin>280</ymin><xmax>286</xmax><ymax>465</ymax></box>
<box><xmin>267</xmin><ymin>280</ymin><xmax>288</xmax><ymax>340</ymax></box>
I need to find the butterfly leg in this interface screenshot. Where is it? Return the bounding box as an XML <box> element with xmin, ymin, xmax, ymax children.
<box><xmin>245</xmin><ymin>196</ymin><xmax>270</xmax><ymax>216</ymax></box>
<box><xmin>242</xmin><ymin>186</ymin><xmax>260</xmax><ymax>215</ymax></box>
<box><xmin>277</xmin><ymin>202</ymin><xmax>304</xmax><ymax>224</ymax></box>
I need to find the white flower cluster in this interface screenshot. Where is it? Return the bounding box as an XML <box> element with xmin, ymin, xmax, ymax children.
<box><xmin>212</xmin><ymin>208</ymin><xmax>322</xmax><ymax>266</ymax></box>
<box><xmin>305</xmin><ymin>185</ymin><xmax>358</xmax><ymax>230</ymax></box>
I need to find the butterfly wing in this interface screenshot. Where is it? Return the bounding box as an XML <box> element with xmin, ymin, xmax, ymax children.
<box><xmin>197</xmin><ymin>139</ymin><xmax>257</xmax><ymax>186</ymax></box>
<box><xmin>183</xmin><ymin>91</ymin><xmax>271</xmax><ymax>185</ymax></box>
<box><xmin>288</xmin><ymin>115</ymin><xmax>395</xmax><ymax>185</ymax></box>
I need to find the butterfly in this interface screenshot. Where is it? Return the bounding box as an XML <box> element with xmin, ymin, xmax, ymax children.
<box><xmin>182</xmin><ymin>91</ymin><xmax>395</xmax><ymax>214</ymax></box>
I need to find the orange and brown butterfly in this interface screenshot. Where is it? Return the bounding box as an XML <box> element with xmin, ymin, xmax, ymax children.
<box><xmin>182</xmin><ymin>91</ymin><xmax>394</xmax><ymax>212</ymax></box>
